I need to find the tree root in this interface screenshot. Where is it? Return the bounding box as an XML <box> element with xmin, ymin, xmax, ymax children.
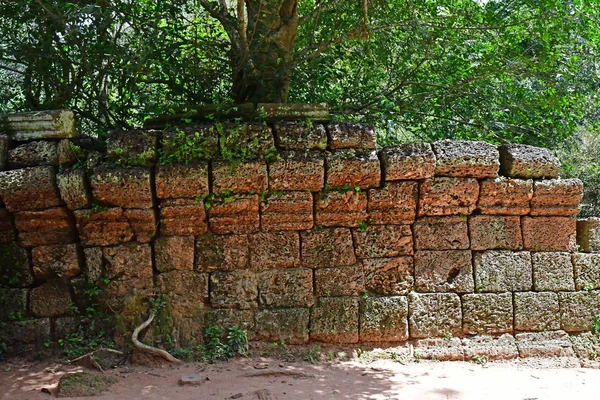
<box><xmin>131</xmin><ymin>310</ymin><xmax>182</xmax><ymax>363</ymax></box>
<box><xmin>68</xmin><ymin>348</ymin><xmax>124</xmax><ymax>372</ymax></box>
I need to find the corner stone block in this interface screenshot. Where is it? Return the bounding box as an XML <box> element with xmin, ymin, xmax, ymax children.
<box><xmin>532</xmin><ymin>252</ymin><xmax>575</xmax><ymax>292</ymax></box>
<box><xmin>577</xmin><ymin>217</ymin><xmax>600</xmax><ymax>253</ymax></box>
<box><xmin>14</xmin><ymin>207</ymin><xmax>76</xmax><ymax>247</ymax></box>
<box><xmin>360</xmin><ymin>296</ymin><xmax>409</xmax><ymax>342</ymax></box>
<box><xmin>254</xmin><ymin>308</ymin><xmax>310</xmax><ymax>344</ymax></box>
<box><xmin>462</xmin><ymin>293</ymin><xmax>513</xmax><ymax>335</ymax></box>
<box><xmin>573</xmin><ymin>253</ymin><xmax>600</xmax><ymax>291</ymax></box>
<box><xmin>414</xmin><ymin>216</ymin><xmax>469</xmax><ymax>250</ymax></box>
<box><xmin>90</xmin><ymin>166</ymin><xmax>153</xmax><ymax>209</ymax></box>
<box><xmin>0</xmin><ymin>288</ymin><xmax>28</xmax><ymax>321</ymax></box>
<box><xmin>195</xmin><ymin>234</ymin><xmax>248</xmax><ymax>272</ymax></box>
<box><xmin>0</xmin><ymin>208</ymin><xmax>16</xmax><ymax>244</ymax></box>
<box><xmin>249</xmin><ymin>231</ymin><xmax>300</xmax><ymax>271</ymax></box>
<box><xmin>380</xmin><ymin>143</ymin><xmax>435</xmax><ymax>181</ymax></box>
<box><xmin>273</xmin><ymin>122</ymin><xmax>327</xmax><ymax>150</ymax></box>
<box><xmin>106</xmin><ymin>130</ymin><xmax>157</xmax><ymax>167</ymax></box>
<box><xmin>474</xmin><ymin>250</ymin><xmax>532</xmax><ymax>292</ymax></box>
<box><xmin>209</xmin><ymin>270</ymin><xmax>258</xmax><ymax>309</ymax></box>
<box><xmin>515</xmin><ymin>331</ymin><xmax>576</xmax><ymax>358</ymax></box>
<box><xmin>268</xmin><ymin>151</ymin><xmax>324</xmax><ymax>192</ymax></box>
<box><xmin>408</xmin><ymin>293</ymin><xmax>462</xmax><ymax>338</ymax></box>
<box><xmin>208</xmin><ymin>194</ymin><xmax>259</xmax><ymax>234</ymax></box>
<box><xmin>499</xmin><ymin>143</ymin><xmax>560</xmax><ymax>179</ymax></box>
<box><xmin>559</xmin><ymin>291</ymin><xmax>600</xmax><ymax>332</ymax></box>
<box><xmin>56</xmin><ymin>169</ymin><xmax>91</xmax><ymax>210</ymax></box>
<box><xmin>29</xmin><ymin>280</ymin><xmax>72</xmax><ymax>317</ymax></box>
<box><xmin>514</xmin><ymin>292</ymin><xmax>560</xmax><ymax>331</ymax></box>
<box><xmin>8</xmin><ymin>141</ymin><xmax>58</xmax><ymax>168</ymax></box>
<box><xmin>326</xmin><ymin>150</ymin><xmax>380</xmax><ymax>189</ymax></box>
<box><xmin>367</xmin><ymin>181</ymin><xmax>417</xmax><ymax>225</ymax></box>
<box><xmin>414</xmin><ymin>250</ymin><xmax>473</xmax><ymax>293</ymax></box>
<box><xmin>352</xmin><ymin>225</ymin><xmax>413</xmax><ymax>258</ymax></box>
<box><xmin>0</xmin><ymin>166</ymin><xmax>62</xmax><ymax>212</ymax></box>
<box><xmin>327</xmin><ymin>123</ymin><xmax>376</xmax><ymax>150</ymax></box>
<box><xmin>0</xmin><ymin>242</ymin><xmax>34</xmax><ymax>287</ymax></box>
<box><xmin>103</xmin><ymin>243</ymin><xmax>153</xmax><ymax>280</ymax></box>
<box><xmin>310</xmin><ymin>297</ymin><xmax>359</xmax><ymax>343</ymax></box>
<box><xmin>432</xmin><ymin>140</ymin><xmax>499</xmax><ymax>178</ymax></box>
<box><xmin>258</xmin><ymin>268</ymin><xmax>314</xmax><ymax>308</ymax></box>
<box><xmin>156</xmin><ymin>271</ymin><xmax>209</xmax><ymax>315</ymax></box>
<box><xmin>477</xmin><ymin>177</ymin><xmax>532</xmax><ymax>215</ymax></box>
<box><xmin>315</xmin><ymin>265</ymin><xmax>365</xmax><ymax>297</ymax></box>
<box><xmin>32</xmin><ymin>243</ymin><xmax>80</xmax><ymax>280</ymax></box>
<box><xmin>260</xmin><ymin>191</ymin><xmax>313</xmax><ymax>231</ymax></box>
<box><xmin>522</xmin><ymin>216</ymin><xmax>577</xmax><ymax>252</ymax></box>
<box><xmin>212</xmin><ymin>159</ymin><xmax>268</xmax><ymax>194</ymax></box>
<box><xmin>159</xmin><ymin>198</ymin><xmax>208</xmax><ymax>236</ymax></box>
<box><xmin>363</xmin><ymin>257</ymin><xmax>413</xmax><ymax>295</ymax></box>
<box><xmin>315</xmin><ymin>190</ymin><xmax>367</xmax><ymax>228</ymax></box>
<box><xmin>530</xmin><ymin>179</ymin><xmax>583</xmax><ymax>217</ymax></box>
<box><xmin>124</xmin><ymin>208</ymin><xmax>156</xmax><ymax>243</ymax></box>
<box><xmin>155</xmin><ymin>162</ymin><xmax>209</xmax><ymax>199</ymax></box>
<box><xmin>74</xmin><ymin>208</ymin><xmax>134</xmax><ymax>247</ymax></box>
<box><xmin>469</xmin><ymin>215</ymin><xmax>523</xmax><ymax>250</ymax></box>
<box><xmin>418</xmin><ymin>177</ymin><xmax>479</xmax><ymax>217</ymax></box>
<box><xmin>155</xmin><ymin>236</ymin><xmax>195</xmax><ymax>272</ymax></box>
<box><xmin>300</xmin><ymin>228</ymin><xmax>356</xmax><ymax>267</ymax></box>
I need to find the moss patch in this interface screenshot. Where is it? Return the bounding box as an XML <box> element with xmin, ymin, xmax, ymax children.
<box><xmin>57</xmin><ymin>372</ymin><xmax>117</xmax><ymax>397</ymax></box>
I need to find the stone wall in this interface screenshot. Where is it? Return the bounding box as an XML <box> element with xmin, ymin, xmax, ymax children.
<box><xmin>1</xmin><ymin>113</ymin><xmax>600</xmax><ymax>360</ymax></box>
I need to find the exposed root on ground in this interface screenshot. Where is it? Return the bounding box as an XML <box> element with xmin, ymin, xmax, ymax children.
<box><xmin>132</xmin><ymin>310</ymin><xmax>182</xmax><ymax>363</ymax></box>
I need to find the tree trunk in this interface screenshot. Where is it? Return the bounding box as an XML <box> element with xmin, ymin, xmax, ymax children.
<box><xmin>232</xmin><ymin>0</ymin><xmax>299</xmax><ymax>104</ymax></box>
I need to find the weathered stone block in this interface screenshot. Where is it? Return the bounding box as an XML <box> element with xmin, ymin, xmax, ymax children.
<box><xmin>205</xmin><ymin>309</ymin><xmax>256</xmax><ymax>338</ymax></box>
<box><xmin>159</xmin><ymin>125</ymin><xmax>219</xmax><ymax>162</ymax></box>
<box><xmin>418</xmin><ymin>177</ymin><xmax>479</xmax><ymax>216</ymax></box>
<box><xmin>56</xmin><ymin>169</ymin><xmax>91</xmax><ymax>210</ymax></box>
<box><xmin>209</xmin><ymin>270</ymin><xmax>258</xmax><ymax>309</ymax></box>
<box><xmin>315</xmin><ymin>190</ymin><xmax>367</xmax><ymax>227</ymax></box>
<box><xmin>0</xmin><ymin>288</ymin><xmax>28</xmax><ymax>321</ymax></box>
<box><xmin>327</xmin><ymin>123</ymin><xmax>376</xmax><ymax>150</ymax></box>
<box><xmin>499</xmin><ymin>143</ymin><xmax>560</xmax><ymax>179</ymax></box>
<box><xmin>8</xmin><ymin>141</ymin><xmax>58</xmax><ymax>168</ymax></box>
<box><xmin>462</xmin><ymin>293</ymin><xmax>513</xmax><ymax>334</ymax></box>
<box><xmin>103</xmin><ymin>243</ymin><xmax>153</xmax><ymax>280</ymax></box>
<box><xmin>530</xmin><ymin>179</ymin><xmax>583</xmax><ymax>217</ymax></box>
<box><xmin>159</xmin><ymin>198</ymin><xmax>208</xmax><ymax>236</ymax></box>
<box><xmin>0</xmin><ymin>242</ymin><xmax>34</xmax><ymax>287</ymax></box>
<box><xmin>413</xmin><ymin>338</ymin><xmax>464</xmax><ymax>361</ymax></box>
<box><xmin>5</xmin><ymin>110</ymin><xmax>77</xmax><ymax>141</ymax></box>
<box><xmin>124</xmin><ymin>208</ymin><xmax>156</xmax><ymax>243</ymax></box>
<box><xmin>155</xmin><ymin>163</ymin><xmax>209</xmax><ymax>199</ymax></box>
<box><xmin>477</xmin><ymin>177</ymin><xmax>532</xmax><ymax>215</ymax></box>
<box><xmin>74</xmin><ymin>208</ymin><xmax>134</xmax><ymax>247</ymax></box>
<box><xmin>208</xmin><ymin>194</ymin><xmax>259</xmax><ymax>234</ymax></box>
<box><xmin>32</xmin><ymin>243</ymin><xmax>80</xmax><ymax>280</ymax></box>
<box><xmin>157</xmin><ymin>271</ymin><xmax>209</xmax><ymax>316</ymax></box>
<box><xmin>0</xmin><ymin>208</ymin><xmax>15</xmax><ymax>244</ymax></box>
<box><xmin>90</xmin><ymin>167</ymin><xmax>153</xmax><ymax>209</ymax></box>
<box><xmin>301</xmin><ymin>228</ymin><xmax>356</xmax><ymax>267</ymax></box>
<box><xmin>573</xmin><ymin>253</ymin><xmax>600</xmax><ymax>291</ymax></box>
<box><xmin>522</xmin><ymin>216</ymin><xmax>577</xmax><ymax>252</ymax></box>
<box><xmin>315</xmin><ymin>265</ymin><xmax>364</xmax><ymax>297</ymax></box>
<box><xmin>577</xmin><ymin>217</ymin><xmax>600</xmax><ymax>253</ymax></box>
<box><xmin>469</xmin><ymin>215</ymin><xmax>523</xmax><ymax>250</ymax></box>
<box><xmin>155</xmin><ymin>236</ymin><xmax>195</xmax><ymax>272</ymax></box>
<box><xmin>532</xmin><ymin>252</ymin><xmax>575</xmax><ymax>291</ymax></box>
<box><xmin>570</xmin><ymin>332</ymin><xmax>600</xmax><ymax>368</ymax></box>
<box><xmin>363</xmin><ymin>257</ymin><xmax>414</xmax><ymax>295</ymax></box>
<box><xmin>408</xmin><ymin>293</ymin><xmax>462</xmax><ymax>338</ymax></box>
<box><xmin>15</xmin><ymin>207</ymin><xmax>76</xmax><ymax>247</ymax></box>
<box><xmin>106</xmin><ymin>130</ymin><xmax>157</xmax><ymax>167</ymax></box>
<box><xmin>195</xmin><ymin>234</ymin><xmax>248</xmax><ymax>272</ymax></box>
<box><xmin>433</xmin><ymin>140</ymin><xmax>499</xmax><ymax>178</ymax></box>
<box><xmin>367</xmin><ymin>181</ymin><xmax>417</xmax><ymax>225</ymax></box>
<box><xmin>99</xmin><ymin>277</ymin><xmax>154</xmax><ymax>313</ymax></box>
<box><xmin>254</xmin><ymin>308</ymin><xmax>310</xmax><ymax>344</ymax></box>
<box><xmin>212</xmin><ymin>159</ymin><xmax>268</xmax><ymax>194</ymax></box>
<box><xmin>260</xmin><ymin>191</ymin><xmax>313</xmax><ymax>231</ymax></box>
<box><xmin>326</xmin><ymin>150</ymin><xmax>380</xmax><ymax>189</ymax></box>
<box><xmin>380</xmin><ymin>143</ymin><xmax>435</xmax><ymax>181</ymax></box>
<box><xmin>273</xmin><ymin>122</ymin><xmax>327</xmax><ymax>150</ymax></box>
<box><xmin>0</xmin><ymin>319</ymin><xmax>51</xmax><ymax>351</ymax></box>
<box><xmin>559</xmin><ymin>291</ymin><xmax>600</xmax><ymax>332</ymax></box>
<box><xmin>360</xmin><ymin>296</ymin><xmax>408</xmax><ymax>342</ymax></box>
<box><xmin>353</xmin><ymin>225</ymin><xmax>412</xmax><ymax>258</ymax></box>
<box><xmin>29</xmin><ymin>280</ymin><xmax>72</xmax><ymax>317</ymax></box>
<box><xmin>83</xmin><ymin>247</ymin><xmax>103</xmax><ymax>282</ymax></box>
<box><xmin>474</xmin><ymin>250</ymin><xmax>532</xmax><ymax>292</ymax></box>
<box><xmin>0</xmin><ymin>134</ymin><xmax>7</xmax><ymax>170</ymax></box>
<box><xmin>310</xmin><ymin>297</ymin><xmax>359</xmax><ymax>343</ymax></box>
<box><xmin>258</xmin><ymin>268</ymin><xmax>314</xmax><ymax>308</ymax></box>
<box><xmin>249</xmin><ymin>231</ymin><xmax>300</xmax><ymax>271</ymax></box>
<box><xmin>257</xmin><ymin>103</ymin><xmax>329</xmax><ymax>122</ymax></box>
<box><xmin>414</xmin><ymin>216</ymin><xmax>469</xmax><ymax>250</ymax></box>
<box><xmin>514</xmin><ymin>292</ymin><xmax>560</xmax><ymax>331</ymax></box>
<box><xmin>414</xmin><ymin>250</ymin><xmax>473</xmax><ymax>293</ymax></box>
<box><xmin>462</xmin><ymin>334</ymin><xmax>518</xmax><ymax>361</ymax></box>
<box><xmin>219</xmin><ymin>123</ymin><xmax>274</xmax><ymax>160</ymax></box>
<box><xmin>0</xmin><ymin>166</ymin><xmax>62</xmax><ymax>212</ymax></box>
<box><xmin>515</xmin><ymin>331</ymin><xmax>575</xmax><ymax>358</ymax></box>
<box><xmin>268</xmin><ymin>151</ymin><xmax>324</xmax><ymax>192</ymax></box>
<box><xmin>57</xmin><ymin>139</ymin><xmax>77</xmax><ymax>167</ymax></box>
